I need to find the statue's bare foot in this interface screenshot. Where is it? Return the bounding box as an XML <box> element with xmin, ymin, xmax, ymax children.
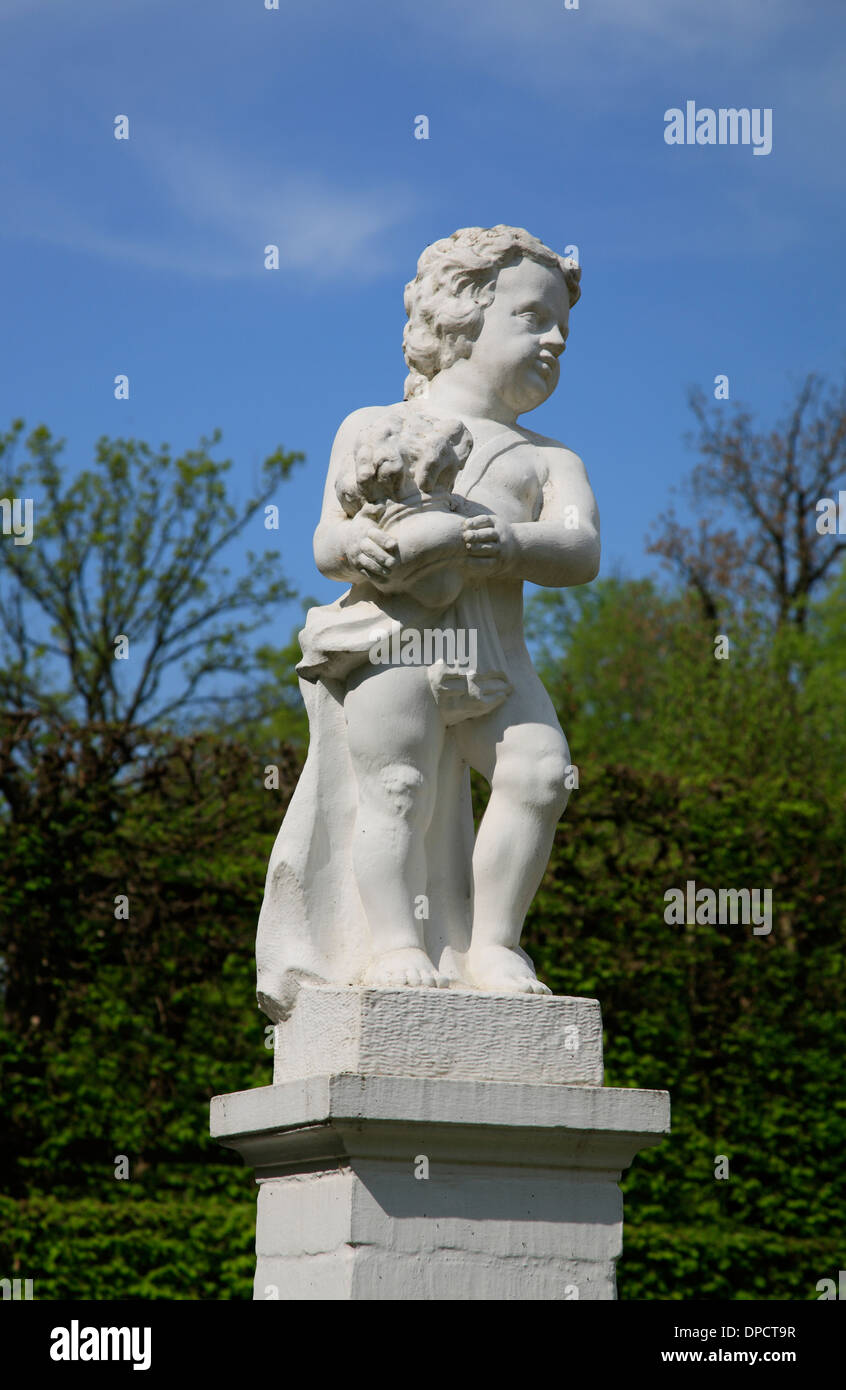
<box><xmin>468</xmin><ymin>944</ymin><xmax>551</xmax><ymax>995</ymax></box>
<box><xmin>363</xmin><ymin>947</ymin><xmax>449</xmax><ymax>989</ymax></box>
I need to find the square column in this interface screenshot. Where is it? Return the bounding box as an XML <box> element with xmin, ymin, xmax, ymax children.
<box><xmin>210</xmin><ymin>986</ymin><xmax>670</xmax><ymax>1301</ymax></box>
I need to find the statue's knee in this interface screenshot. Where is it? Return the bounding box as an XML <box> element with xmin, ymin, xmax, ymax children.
<box><xmin>496</xmin><ymin>742</ymin><xmax>570</xmax><ymax>816</ymax></box>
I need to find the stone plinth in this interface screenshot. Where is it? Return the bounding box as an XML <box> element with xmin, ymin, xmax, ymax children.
<box><xmin>210</xmin><ymin>986</ymin><xmax>670</xmax><ymax>1301</ymax></box>
<box><xmin>271</xmin><ymin>985</ymin><xmax>604</xmax><ymax>1086</ymax></box>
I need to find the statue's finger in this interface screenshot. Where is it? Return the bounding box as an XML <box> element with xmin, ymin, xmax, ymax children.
<box><xmin>361</xmin><ymin>538</ymin><xmax>395</xmax><ymax>565</ymax></box>
<box><xmin>357</xmin><ymin>556</ymin><xmax>390</xmax><ymax>579</ymax></box>
<box><xmin>368</xmin><ymin>528</ymin><xmax>398</xmax><ymax>552</ymax></box>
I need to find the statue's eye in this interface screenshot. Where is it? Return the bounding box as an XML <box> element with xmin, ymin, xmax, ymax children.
<box><xmin>520</xmin><ymin>309</ymin><xmax>541</xmax><ymax>326</ymax></box>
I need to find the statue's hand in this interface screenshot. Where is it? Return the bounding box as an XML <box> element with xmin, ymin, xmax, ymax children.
<box><xmin>354</xmin><ymin>511</ymin><xmax>467</xmax><ymax>598</ymax></box>
<box><xmin>461</xmin><ymin>514</ymin><xmax>516</xmax><ymax>575</ymax></box>
<box><xmin>343</xmin><ymin>517</ymin><xmax>399</xmax><ymax>583</ymax></box>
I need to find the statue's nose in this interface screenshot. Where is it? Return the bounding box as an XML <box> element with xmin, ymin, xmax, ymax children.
<box><xmin>541</xmin><ymin>325</ymin><xmax>566</xmax><ymax>354</ymax></box>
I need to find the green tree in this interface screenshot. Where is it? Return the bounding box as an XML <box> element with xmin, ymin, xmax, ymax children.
<box><xmin>648</xmin><ymin>373</ymin><xmax>846</xmax><ymax>631</ymax></box>
<box><xmin>0</xmin><ymin>420</ymin><xmax>301</xmax><ymax>730</ymax></box>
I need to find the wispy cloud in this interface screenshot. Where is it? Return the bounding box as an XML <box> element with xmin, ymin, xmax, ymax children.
<box><xmin>147</xmin><ymin>137</ymin><xmax>416</xmax><ymax>278</ymax></box>
<box><xmin>2</xmin><ymin>134</ymin><xmax>418</xmax><ymax>281</ymax></box>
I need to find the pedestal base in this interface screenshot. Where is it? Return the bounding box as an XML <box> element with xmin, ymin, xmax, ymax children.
<box><xmin>211</xmin><ymin>986</ymin><xmax>670</xmax><ymax>1301</ymax></box>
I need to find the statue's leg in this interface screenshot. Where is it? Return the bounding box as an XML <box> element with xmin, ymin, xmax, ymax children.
<box><xmin>344</xmin><ymin>661</ymin><xmax>447</xmax><ymax>988</ymax></box>
<box><xmin>453</xmin><ymin>666</ymin><xmax>571</xmax><ymax>994</ymax></box>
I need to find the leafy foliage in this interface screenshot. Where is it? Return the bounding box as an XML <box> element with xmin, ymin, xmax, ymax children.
<box><xmin>0</xmin><ymin>421</ymin><xmax>301</xmax><ymax>729</ymax></box>
<box><xmin>647</xmin><ymin>373</ymin><xmax>846</xmax><ymax>630</ymax></box>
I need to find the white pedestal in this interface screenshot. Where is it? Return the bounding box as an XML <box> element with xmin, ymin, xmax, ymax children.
<box><xmin>210</xmin><ymin>986</ymin><xmax>670</xmax><ymax>1301</ymax></box>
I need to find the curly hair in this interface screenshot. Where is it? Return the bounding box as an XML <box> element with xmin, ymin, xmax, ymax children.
<box><xmin>336</xmin><ymin>407</ymin><xmax>473</xmax><ymax>516</ymax></box>
<box><xmin>402</xmin><ymin>225</ymin><xmax>581</xmax><ymax>401</ymax></box>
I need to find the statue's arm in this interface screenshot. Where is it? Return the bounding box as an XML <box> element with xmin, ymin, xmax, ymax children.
<box><xmin>504</xmin><ymin>444</ymin><xmax>600</xmax><ymax>588</ymax></box>
<box><xmin>312</xmin><ymin>407</ymin><xmax>396</xmax><ymax>584</ymax></box>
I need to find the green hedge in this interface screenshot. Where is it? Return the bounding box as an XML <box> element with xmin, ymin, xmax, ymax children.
<box><xmin>2</xmin><ymin>1191</ymin><xmax>837</xmax><ymax>1300</ymax></box>
<box><xmin>0</xmin><ymin>1189</ymin><xmax>255</xmax><ymax>1301</ymax></box>
<box><xmin>619</xmin><ymin>1222</ymin><xmax>840</xmax><ymax>1301</ymax></box>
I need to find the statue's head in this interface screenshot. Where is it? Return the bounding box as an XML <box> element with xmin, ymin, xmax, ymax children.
<box><xmin>402</xmin><ymin>225</ymin><xmax>581</xmax><ymax>407</ymax></box>
<box><xmin>337</xmin><ymin>408</ymin><xmax>473</xmax><ymax>515</ymax></box>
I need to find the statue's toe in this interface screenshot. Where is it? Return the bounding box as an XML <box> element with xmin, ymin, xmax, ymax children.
<box><xmin>363</xmin><ymin>947</ymin><xmax>445</xmax><ymax>989</ymax></box>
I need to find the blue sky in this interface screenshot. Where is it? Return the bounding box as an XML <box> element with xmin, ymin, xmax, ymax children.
<box><xmin>2</xmin><ymin>0</ymin><xmax>844</xmax><ymax>639</ymax></box>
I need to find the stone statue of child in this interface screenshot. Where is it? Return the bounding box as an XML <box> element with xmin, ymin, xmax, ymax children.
<box><xmin>256</xmin><ymin>225</ymin><xmax>600</xmax><ymax>1015</ymax></box>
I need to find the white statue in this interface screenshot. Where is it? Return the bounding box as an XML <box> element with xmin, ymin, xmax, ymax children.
<box><xmin>257</xmin><ymin>225</ymin><xmax>600</xmax><ymax>1019</ymax></box>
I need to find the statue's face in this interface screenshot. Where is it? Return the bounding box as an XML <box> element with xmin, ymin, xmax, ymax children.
<box><xmin>468</xmin><ymin>257</ymin><xmax>570</xmax><ymax>415</ymax></box>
